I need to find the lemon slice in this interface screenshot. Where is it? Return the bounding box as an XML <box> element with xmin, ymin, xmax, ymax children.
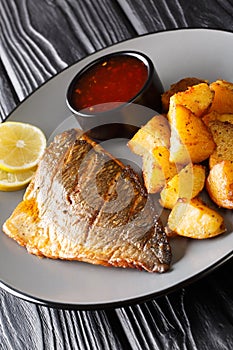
<box><xmin>0</xmin><ymin>121</ymin><xmax>46</xmax><ymax>172</ymax></box>
<box><xmin>0</xmin><ymin>167</ymin><xmax>36</xmax><ymax>191</ymax></box>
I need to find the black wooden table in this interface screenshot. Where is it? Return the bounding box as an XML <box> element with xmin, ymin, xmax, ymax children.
<box><xmin>1</xmin><ymin>1</ymin><xmax>233</xmax><ymax>349</ymax></box>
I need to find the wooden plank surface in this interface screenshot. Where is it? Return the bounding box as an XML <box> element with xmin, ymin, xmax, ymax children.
<box><xmin>1</xmin><ymin>1</ymin><xmax>233</xmax><ymax>349</ymax></box>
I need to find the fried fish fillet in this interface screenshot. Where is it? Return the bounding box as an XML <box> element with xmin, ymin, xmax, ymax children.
<box><xmin>3</xmin><ymin>129</ymin><xmax>171</xmax><ymax>272</ymax></box>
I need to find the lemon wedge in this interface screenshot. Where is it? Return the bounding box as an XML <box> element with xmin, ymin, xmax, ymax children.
<box><xmin>0</xmin><ymin>167</ymin><xmax>36</xmax><ymax>191</ymax></box>
<box><xmin>0</xmin><ymin>121</ymin><xmax>46</xmax><ymax>172</ymax></box>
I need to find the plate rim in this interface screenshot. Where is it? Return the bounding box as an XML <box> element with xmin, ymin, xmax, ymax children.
<box><xmin>3</xmin><ymin>27</ymin><xmax>233</xmax><ymax>124</ymax></box>
<box><xmin>1</xmin><ymin>28</ymin><xmax>233</xmax><ymax>309</ymax></box>
<box><xmin>0</xmin><ymin>250</ymin><xmax>232</xmax><ymax>310</ymax></box>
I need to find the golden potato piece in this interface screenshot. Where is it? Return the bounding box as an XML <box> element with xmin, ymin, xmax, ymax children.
<box><xmin>169</xmin><ymin>105</ymin><xmax>215</xmax><ymax>164</ymax></box>
<box><xmin>166</xmin><ymin>198</ymin><xmax>225</xmax><ymax>239</ymax></box>
<box><xmin>142</xmin><ymin>146</ymin><xmax>178</xmax><ymax>193</ymax></box>
<box><xmin>202</xmin><ymin>111</ymin><xmax>233</xmax><ymax>126</ymax></box>
<box><xmin>161</xmin><ymin>77</ymin><xmax>207</xmax><ymax>113</ymax></box>
<box><xmin>168</xmin><ymin>83</ymin><xmax>214</xmax><ymax>120</ymax></box>
<box><xmin>214</xmin><ymin>80</ymin><xmax>233</xmax><ymax>90</ymax></box>
<box><xmin>160</xmin><ymin>163</ymin><xmax>206</xmax><ymax>209</ymax></box>
<box><xmin>208</xmin><ymin>120</ymin><xmax>233</xmax><ymax>168</ymax></box>
<box><xmin>209</xmin><ymin>80</ymin><xmax>233</xmax><ymax>114</ymax></box>
<box><xmin>127</xmin><ymin>115</ymin><xmax>170</xmax><ymax>156</ymax></box>
<box><xmin>206</xmin><ymin>160</ymin><xmax>233</xmax><ymax>209</ymax></box>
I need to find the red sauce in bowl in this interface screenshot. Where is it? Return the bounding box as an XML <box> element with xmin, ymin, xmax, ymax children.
<box><xmin>70</xmin><ymin>55</ymin><xmax>148</xmax><ymax>113</ymax></box>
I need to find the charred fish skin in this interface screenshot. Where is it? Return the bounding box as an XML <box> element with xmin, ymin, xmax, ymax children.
<box><xmin>3</xmin><ymin>129</ymin><xmax>172</xmax><ymax>273</ymax></box>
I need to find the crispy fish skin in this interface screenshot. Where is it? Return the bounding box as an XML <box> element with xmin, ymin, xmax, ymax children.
<box><xmin>3</xmin><ymin>129</ymin><xmax>171</xmax><ymax>273</ymax></box>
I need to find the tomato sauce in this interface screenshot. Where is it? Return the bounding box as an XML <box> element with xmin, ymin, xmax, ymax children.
<box><xmin>70</xmin><ymin>55</ymin><xmax>148</xmax><ymax>113</ymax></box>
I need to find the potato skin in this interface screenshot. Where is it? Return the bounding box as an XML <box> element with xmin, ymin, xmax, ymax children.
<box><xmin>161</xmin><ymin>77</ymin><xmax>207</xmax><ymax>113</ymax></box>
<box><xmin>168</xmin><ymin>83</ymin><xmax>214</xmax><ymax>120</ymax></box>
<box><xmin>206</xmin><ymin>160</ymin><xmax>233</xmax><ymax>209</ymax></box>
<box><xmin>209</xmin><ymin>80</ymin><xmax>233</xmax><ymax>114</ymax></box>
<box><xmin>208</xmin><ymin>120</ymin><xmax>233</xmax><ymax>169</ymax></box>
<box><xmin>129</xmin><ymin>77</ymin><xmax>233</xmax><ymax>239</ymax></box>
<box><xmin>167</xmin><ymin>198</ymin><xmax>225</xmax><ymax>239</ymax></box>
<box><xmin>202</xmin><ymin>111</ymin><xmax>233</xmax><ymax>126</ymax></box>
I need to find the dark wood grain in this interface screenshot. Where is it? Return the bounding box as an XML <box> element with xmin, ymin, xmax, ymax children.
<box><xmin>1</xmin><ymin>1</ymin><xmax>233</xmax><ymax>349</ymax></box>
<box><xmin>1</xmin><ymin>259</ymin><xmax>233</xmax><ymax>349</ymax></box>
<box><xmin>0</xmin><ymin>0</ymin><xmax>135</xmax><ymax>116</ymax></box>
<box><xmin>0</xmin><ymin>59</ymin><xmax>20</xmax><ymax>121</ymax></box>
<box><xmin>118</xmin><ymin>0</ymin><xmax>233</xmax><ymax>33</ymax></box>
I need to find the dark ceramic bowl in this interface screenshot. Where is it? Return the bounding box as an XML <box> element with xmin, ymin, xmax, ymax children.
<box><xmin>66</xmin><ymin>50</ymin><xmax>164</xmax><ymax>141</ymax></box>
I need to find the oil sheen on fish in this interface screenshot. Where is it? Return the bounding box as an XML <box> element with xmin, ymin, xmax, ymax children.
<box><xmin>3</xmin><ymin>129</ymin><xmax>172</xmax><ymax>273</ymax></box>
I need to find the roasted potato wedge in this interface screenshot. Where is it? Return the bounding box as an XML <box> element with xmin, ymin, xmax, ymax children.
<box><xmin>127</xmin><ymin>115</ymin><xmax>170</xmax><ymax>156</ymax></box>
<box><xmin>208</xmin><ymin>120</ymin><xmax>233</xmax><ymax>168</ymax></box>
<box><xmin>142</xmin><ymin>146</ymin><xmax>178</xmax><ymax>193</ymax></box>
<box><xmin>128</xmin><ymin>77</ymin><xmax>232</xmax><ymax>239</ymax></box>
<box><xmin>209</xmin><ymin>80</ymin><xmax>233</xmax><ymax>114</ymax></box>
<box><xmin>169</xmin><ymin>105</ymin><xmax>215</xmax><ymax>164</ymax></box>
<box><xmin>206</xmin><ymin>160</ymin><xmax>233</xmax><ymax>209</ymax></box>
<box><xmin>161</xmin><ymin>77</ymin><xmax>207</xmax><ymax>113</ymax></box>
<box><xmin>166</xmin><ymin>198</ymin><xmax>226</xmax><ymax>239</ymax></box>
<box><xmin>202</xmin><ymin>111</ymin><xmax>233</xmax><ymax>126</ymax></box>
<box><xmin>160</xmin><ymin>163</ymin><xmax>206</xmax><ymax>209</ymax></box>
<box><xmin>168</xmin><ymin>83</ymin><xmax>214</xmax><ymax>120</ymax></box>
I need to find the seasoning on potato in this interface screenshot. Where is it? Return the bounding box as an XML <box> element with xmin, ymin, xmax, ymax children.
<box><xmin>128</xmin><ymin>77</ymin><xmax>233</xmax><ymax>240</ymax></box>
